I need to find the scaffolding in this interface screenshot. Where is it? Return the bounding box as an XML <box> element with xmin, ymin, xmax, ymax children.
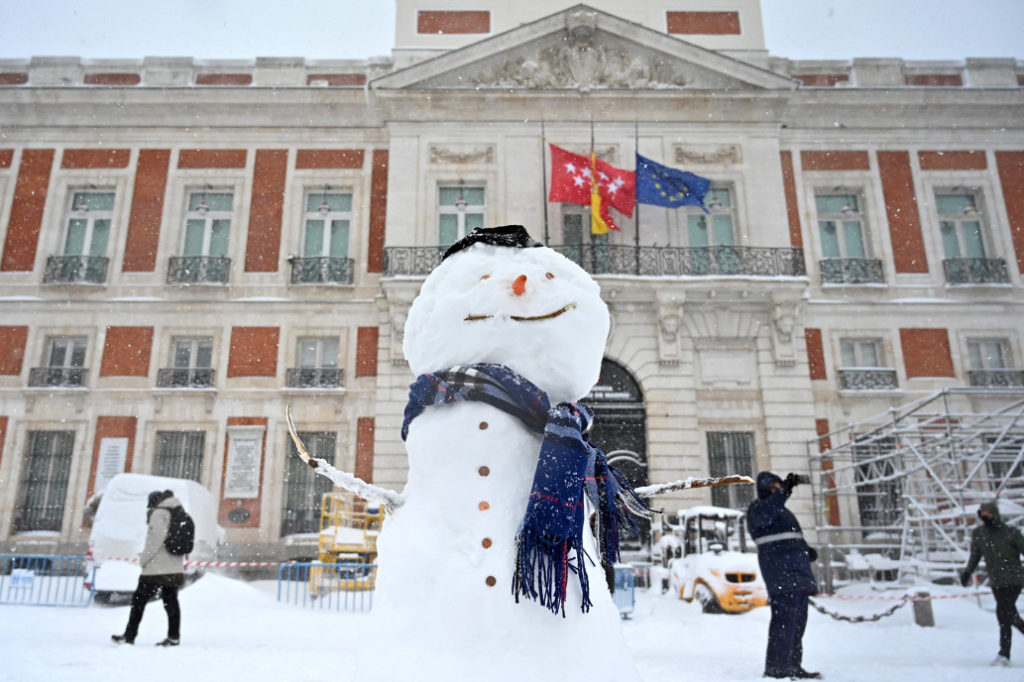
<box><xmin>807</xmin><ymin>388</ymin><xmax>1024</xmax><ymax>592</ymax></box>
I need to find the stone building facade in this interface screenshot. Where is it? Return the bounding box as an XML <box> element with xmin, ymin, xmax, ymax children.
<box><xmin>0</xmin><ymin>0</ymin><xmax>1021</xmax><ymax>560</ymax></box>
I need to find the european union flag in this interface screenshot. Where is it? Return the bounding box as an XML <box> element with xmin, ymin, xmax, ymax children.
<box><xmin>636</xmin><ymin>154</ymin><xmax>711</xmax><ymax>211</ymax></box>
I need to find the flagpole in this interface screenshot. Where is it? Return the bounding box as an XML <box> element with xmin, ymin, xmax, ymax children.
<box><xmin>541</xmin><ymin>120</ymin><xmax>550</xmax><ymax>244</ymax></box>
<box><xmin>634</xmin><ymin>119</ymin><xmax>640</xmax><ymax>275</ymax></box>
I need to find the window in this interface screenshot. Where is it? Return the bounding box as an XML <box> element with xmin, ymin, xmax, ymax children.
<box><xmin>707</xmin><ymin>431</ymin><xmax>755</xmax><ymax>510</ymax></box>
<box><xmin>967</xmin><ymin>338</ymin><xmax>1024</xmax><ymax>387</ymax></box>
<box><xmin>852</xmin><ymin>436</ymin><xmax>902</xmax><ymax>529</ymax></box>
<box><xmin>184</xmin><ymin>189</ymin><xmax>232</xmax><ymax>257</ymax></box>
<box><xmin>816</xmin><ymin>194</ymin><xmax>866</xmax><ymax>259</ymax></box>
<box><xmin>282</xmin><ymin>431</ymin><xmax>336</xmax><ymax>536</ymax></box>
<box><xmin>937</xmin><ymin>192</ymin><xmax>986</xmax><ymax>260</ymax></box>
<box><xmin>158</xmin><ymin>337</ymin><xmax>214</xmax><ymax>387</ymax></box>
<box><xmin>154</xmin><ymin>431</ymin><xmax>205</xmax><ymax>482</ymax></box>
<box><xmin>287</xmin><ymin>337</ymin><xmax>342</xmax><ymax>388</ymax></box>
<box><xmin>13</xmin><ymin>431</ymin><xmax>75</xmax><ymax>532</ymax></box>
<box><xmin>291</xmin><ymin>190</ymin><xmax>354</xmax><ymax>284</ymax></box>
<box><xmin>686</xmin><ymin>188</ymin><xmax>735</xmax><ymax>247</ymax></box>
<box><xmin>29</xmin><ymin>336</ymin><xmax>87</xmax><ymax>387</ymax></box>
<box><xmin>838</xmin><ymin>337</ymin><xmax>898</xmax><ymax>390</ymax></box>
<box><xmin>559</xmin><ymin>205</ymin><xmax>610</xmax><ymax>273</ymax></box>
<box><xmin>44</xmin><ymin>190</ymin><xmax>115</xmax><ymax>284</ymax></box>
<box><xmin>437</xmin><ymin>184</ymin><xmax>484</xmax><ymax>248</ymax></box>
<box><xmin>984</xmin><ymin>435</ymin><xmax>1024</xmax><ymax>489</ymax></box>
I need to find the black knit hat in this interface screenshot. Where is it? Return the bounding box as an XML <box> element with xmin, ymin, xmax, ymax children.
<box><xmin>441</xmin><ymin>225</ymin><xmax>543</xmax><ymax>261</ymax></box>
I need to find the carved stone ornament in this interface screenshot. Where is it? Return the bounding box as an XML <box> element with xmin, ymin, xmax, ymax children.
<box><xmin>657</xmin><ymin>303</ymin><xmax>683</xmax><ymax>364</ymax></box>
<box><xmin>429</xmin><ymin>145</ymin><xmax>495</xmax><ymax>165</ymax></box>
<box><xmin>674</xmin><ymin>145</ymin><xmax>742</xmax><ymax>166</ymax></box>
<box><xmin>771</xmin><ymin>301</ymin><xmax>801</xmax><ymax>367</ymax></box>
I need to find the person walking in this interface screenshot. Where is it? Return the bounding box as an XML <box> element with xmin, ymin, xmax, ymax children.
<box><xmin>747</xmin><ymin>471</ymin><xmax>821</xmax><ymax>680</ymax></box>
<box><xmin>960</xmin><ymin>501</ymin><xmax>1024</xmax><ymax>667</ymax></box>
<box><xmin>112</xmin><ymin>490</ymin><xmax>185</xmax><ymax>646</ymax></box>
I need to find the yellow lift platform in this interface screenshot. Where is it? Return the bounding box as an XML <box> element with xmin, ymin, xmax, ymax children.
<box><xmin>308</xmin><ymin>492</ymin><xmax>384</xmax><ymax>597</ymax></box>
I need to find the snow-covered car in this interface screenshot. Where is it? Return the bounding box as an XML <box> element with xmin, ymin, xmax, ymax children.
<box><xmin>667</xmin><ymin>505</ymin><xmax>767</xmax><ymax>614</ymax></box>
<box><xmin>85</xmin><ymin>473</ymin><xmax>224</xmax><ymax>604</ymax></box>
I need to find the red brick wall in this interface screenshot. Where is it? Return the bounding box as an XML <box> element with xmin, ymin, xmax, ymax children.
<box><xmin>0</xmin><ymin>149</ymin><xmax>12</xmax><ymax>167</ymax></box>
<box><xmin>61</xmin><ymin>149</ymin><xmax>130</xmax><ymax>169</ymax></box>
<box><xmin>178</xmin><ymin>149</ymin><xmax>247</xmax><ymax>169</ymax></box>
<box><xmin>244</xmin><ymin>149</ymin><xmax>288</xmax><ymax>272</ymax></box>
<box><xmin>123</xmin><ymin>149</ymin><xmax>170</xmax><ymax>272</ymax></box>
<box><xmin>995</xmin><ymin>151</ymin><xmax>1024</xmax><ymax>274</ymax></box>
<box><xmin>900</xmin><ymin>328</ymin><xmax>955</xmax><ymax>378</ymax></box>
<box><xmin>0</xmin><ymin>326</ymin><xmax>28</xmax><ymax>374</ymax></box>
<box><xmin>227</xmin><ymin>327</ymin><xmax>279</xmax><ymax>377</ymax></box>
<box><xmin>918</xmin><ymin>150</ymin><xmax>987</xmax><ymax>171</ymax></box>
<box><xmin>815</xmin><ymin>418</ymin><xmax>840</xmax><ymax>526</ymax></box>
<box><xmin>780</xmin><ymin>151</ymin><xmax>802</xmax><ymax>248</ymax></box>
<box><xmin>305</xmin><ymin>74</ymin><xmax>366</xmax><ymax>87</ymax></box>
<box><xmin>195</xmin><ymin>74</ymin><xmax>253</xmax><ymax>86</ymax></box>
<box><xmin>100</xmin><ymin>327</ymin><xmax>153</xmax><ymax>377</ymax></box>
<box><xmin>84</xmin><ymin>73</ymin><xmax>141</xmax><ymax>86</ymax></box>
<box><xmin>295</xmin><ymin>149</ymin><xmax>364</xmax><ymax>169</ymax></box>
<box><xmin>666</xmin><ymin>11</ymin><xmax>740</xmax><ymax>34</ymax></box>
<box><xmin>0</xmin><ymin>416</ymin><xmax>7</xmax><ymax>473</ymax></box>
<box><xmin>417</xmin><ymin>10</ymin><xmax>490</xmax><ymax>34</ymax></box>
<box><xmin>906</xmin><ymin>74</ymin><xmax>963</xmax><ymax>87</ymax></box>
<box><xmin>88</xmin><ymin>417</ymin><xmax>137</xmax><ymax>497</ymax></box>
<box><xmin>355</xmin><ymin>327</ymin><xmax>379</xmax><ymax>378</ymax></box>
<box><xmin>878</xmin><ymin>151</ymin><xmax>928</xmax><ymax>273</ymax></box>
<box><xmin>805</xmin><ymin>328</ymin><xmax>827</xmax><ymax>380</ymax></box>
<box><xmin>1</xmin><ymin>149</ymin><xmax>54</xmax><ymax>271</ymax></box>
<box><xmin>368</xmin><ymin>150</ymin><xmax>388</xmax><ymax>274</ymax></box>
<box><xmin>800</xmin><ymin>150</ymin><xmax>870</xmax><ymax>171</ymax></box>
<box><xmin>355</xmin><ymin>417</ymin><xmax>375</xmax><ymax>483</ymax></box>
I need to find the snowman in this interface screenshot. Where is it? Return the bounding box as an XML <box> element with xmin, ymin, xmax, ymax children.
<box><xmin>285</xmin><ymin>226</ymin><xmax>748</xmax><ymax>680</ymax></box>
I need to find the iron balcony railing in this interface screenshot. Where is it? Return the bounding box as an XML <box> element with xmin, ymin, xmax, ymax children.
<box><xmin>43</xmin><ymin>255</ymin><xmax>109</xmax><ymax>284</ymax></box>
<box><xmin>968</xmin><ymin>369</ymin><xmax>1024</xmax><ymax>388</ymax></box>
<box><xmin>820</xmin><ymin>258</ymin><xmax>884</xmax><ymax>284</ymax></box>
<box><xmin>383</xmin><ymin>244</ymin><xmax>806</xmax><ymax>278</ymax></box>
<box><xmin>285</xmin><ymin>368</ymin><xmax>344</xmax><ymax>388</ymax></box>
<box><xmin>838</xmin><ymin>368</ymin><xmax>899</xmax><ymax>391</ymax></box>
<box><xmin>156</xmin><ymin>367</ymin><xmax>215</xmax><ymax>388</ymax></box>
<box><xmin>289</xmin><ymin>256</ymin><xmax>355</xmax><ymax>285</ymax></box>
<box><xmin>942</xmin><ymin>258</ymin><xmax>1009</xmax><ymax>285</ymax></box>
<box><xmin>27</xmin><ymin>366</ymin><xmax>87</xmax><ymax>387</ymax></box>
<box><xmin>167</xmin><ymin>256</ymin><xmax>230</xmax><ymax>284</ymax></box>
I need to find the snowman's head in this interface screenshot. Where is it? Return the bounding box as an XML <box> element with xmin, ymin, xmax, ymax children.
<box><xmin>403</xmin><ymin>226</ymin><xmax>610</xmax><ymax>403</ymax></box>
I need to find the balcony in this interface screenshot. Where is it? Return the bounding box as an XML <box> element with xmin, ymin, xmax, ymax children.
<box><xmin>156</xmin><ymin>367</ymin><xmax>215</xmax><ymax>388</ymax></box>
<box><xmin>383</xmin><ymin>244</ymin><xmax>805</xmax><ymax>278</ymax></box>
<box><xmin>28</xmin><ymin>366</ymin><xmax>87</xmax><ymax>387</ymax></box>
<box><xmin>820</xmin><ymin>258</ymin><xmax>884</xmax><ymax>284</ymax></box>
<box><xmin>839</xmin><ymin>368</ymin><xmax>899</xmax><ymax>391</ymax></box>
<box><xmin>942</xmin><ymin>258</ymin><xmax>1009</xmax><ymax>285</ymax></box>
<box><xmin>968</xmin><ymin>369</ymin><xmax>1024</xmax><ymax>388</ymax></box>
<box><xmin>43</xmin><ymin>255</ymin><xmax>109</xmax><ymax>284</ymax></box>
<box><xmin>167</xmin><ymin>256</ymin><xmax>230</xmax><ymax>284</ymax></box>
<box><xmin>289</xmin><ymin>257</ymin><xmax>354</xmax><ymax>285</ymax></box>
<box><xmin>285</xmin><ymin>367</ymin><xmax>344</xmax><ymax>388</ymax></box>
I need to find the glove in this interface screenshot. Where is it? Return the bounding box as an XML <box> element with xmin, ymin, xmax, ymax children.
<box><xmin>960</xmin><ymin>571</ymin><xmax>971</xmax><ymax>588</ymax></box>
<box><xmin>781</xmin><ymin>473</ymin><xmax>801</xmax><ymax>495</ymax></box>
<box><xmin>808</xmin><ymin>547</ymin><xmax>818</xmax><ymax>562</ymax></box>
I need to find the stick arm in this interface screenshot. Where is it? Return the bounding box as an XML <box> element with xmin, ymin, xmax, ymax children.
<box><xmin>286</xmin><ymin>404</ymin><xmax>404</xmax><ymax>511</ymax></box>
<box><xmin>634</xmin><ymin>475</ymin><xmax>755</xmax><ymax>498</ymax></box>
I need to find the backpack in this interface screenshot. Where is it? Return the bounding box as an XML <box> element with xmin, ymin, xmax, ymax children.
<box><xmin>164</xmin><ymin>505</ymin><xmax>195</xmax><ymax>556</ymax></box>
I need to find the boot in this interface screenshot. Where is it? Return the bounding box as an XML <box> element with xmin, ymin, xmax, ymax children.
<box><xmin>794</xmin><ymin>669</ymin><xmax>823</xmax><ymax>679</ymax></box>
<box><xmin>111</xmin><ymin>634</ymin><xmax>134</xmax><ymax>645</ymax></box>
<box><xmin>155</xmin><ymin>637</ymin><xmax>180</xmax><ymax>647</ymax></box>
<box><xmin>990</xmin><ymin>655</ymin><xmax>1010</xmax><ymax>667</ymax></box>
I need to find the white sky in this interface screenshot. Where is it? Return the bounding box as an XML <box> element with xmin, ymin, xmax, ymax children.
<box><xmin>0</xmin><ymin>0</ymin><xmax>1021</xmax><ymax>61</ymax></box>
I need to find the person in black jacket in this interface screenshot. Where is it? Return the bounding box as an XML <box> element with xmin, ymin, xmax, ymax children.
<box><xmin>960</xmin><ymin>501</ymin><xmax>1024</xmax><ymax>667</ymax></box>
<box><xmin>747</xmin><ymin>471</ymin><xmax>821</xmax><ymax>680</ymax></box>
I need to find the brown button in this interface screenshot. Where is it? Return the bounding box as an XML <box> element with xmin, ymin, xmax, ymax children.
<box><xmin>479</xmin><ymin>421</ymin><xmax>488</xmax><ymax>430</ymax></box>
<box><xmin>485</xmin><ymin>576</ymin><xmax>497</xmax><ymax>587</ymax></box>
<box><xmin>478</xmin><ymin>466</ymin><xmax>490</xmax><ymax>477</ymax></box>
<box><xmin>481</xmin><ymin>538</ymin><xmax>492</xmax><ymax>548</ymax></box>
<box><xmin>478</xmin><ymin>501</ymin><xmax>490</xmax><ymax>511</ymax></box>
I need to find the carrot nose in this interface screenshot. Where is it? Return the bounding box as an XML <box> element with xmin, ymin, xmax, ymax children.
<box><xmin>512</xmin><ymin>274</ymin><xmax>527</xmax><ymax>296</ymax></box>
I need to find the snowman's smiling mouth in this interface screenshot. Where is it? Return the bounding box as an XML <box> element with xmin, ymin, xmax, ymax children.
<box><xmin>465</xmin><ymin>302</ymin><xmax>576</xmax><ymax>323</ymax></box>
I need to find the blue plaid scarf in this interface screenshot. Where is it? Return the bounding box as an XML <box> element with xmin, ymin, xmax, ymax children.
<box><xmin>402</xmin><ymin>363</ymin><xmax>650</xmax><ymax>615</ymax></box>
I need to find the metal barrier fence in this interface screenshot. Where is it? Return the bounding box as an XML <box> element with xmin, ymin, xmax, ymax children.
<box><xmin>612</xmin><ymin>565</ymin><xmax>636</xmax><ymax>619</ymax></box>
<box><xmin>0</xmin><ymin>555</ymin><xmax>95</xmax><ymax>607</ymax></box>
<box><xmin>277</xmin><ymin>562</ymin><xmax>376</xmax><ymax>611</ymax></box>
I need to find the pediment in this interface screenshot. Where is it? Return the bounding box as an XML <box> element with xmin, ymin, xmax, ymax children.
<box><xmin>372</xmin><ymin>5</ymin><xmax>795</xmax><ymax>92</ymax></box>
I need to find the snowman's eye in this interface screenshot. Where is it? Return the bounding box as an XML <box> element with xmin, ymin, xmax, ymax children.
<box><xmin>545</xmin><ymin>272</ymin><xmax>555</xmax><ymax>279</ymax></box>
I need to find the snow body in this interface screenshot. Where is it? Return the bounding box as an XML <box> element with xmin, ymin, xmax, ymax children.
<box><xmin>360</xmin><ymin>240</ymin><xmax>642</xmax><ymax>681</ymax></box>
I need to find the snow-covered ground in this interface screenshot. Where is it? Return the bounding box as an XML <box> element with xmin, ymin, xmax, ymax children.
<box><xmin>0</xmin><ymin>572</ymin><xmax>1019</xmax><ymax>681</ymax></box>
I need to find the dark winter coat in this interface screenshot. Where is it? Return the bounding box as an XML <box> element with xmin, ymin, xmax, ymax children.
<box><xmin>746</xmin><ymin>472</ymin><xmax>818</xmax><ymax>598</ymax></box>
<box><xmin>964</xmin><ymin>502</ymin><xmax>1024</xmax><ymax>589</ymax></box>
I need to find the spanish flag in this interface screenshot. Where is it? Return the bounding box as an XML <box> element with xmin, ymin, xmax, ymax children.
<box><xmin>590</xmin><ymin>151</ymin><xmax>617</xmax><ymax>234</ymax></box>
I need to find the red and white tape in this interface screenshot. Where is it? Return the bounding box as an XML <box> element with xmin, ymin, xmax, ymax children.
<box><xmin>98</xmin><ymin>556</ymin><xmax>284</xmax><ymax>568</ymax></box>
<box><xmin>815</xmin><ymin>591</ymin><xmax>992</xmax><ymax>602</ymax></box>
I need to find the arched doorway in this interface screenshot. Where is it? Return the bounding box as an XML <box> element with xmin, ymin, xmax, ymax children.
<box><xmin>584</xmin><ymin>358</ymin><xmax>649</xmax><ymax>553</ymax></box>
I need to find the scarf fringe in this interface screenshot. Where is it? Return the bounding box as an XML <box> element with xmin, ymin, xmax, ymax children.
<box><xmin>513</xmin><ymin>529</ymin><xmax>592</xmax><ymax>616</ymax></box>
